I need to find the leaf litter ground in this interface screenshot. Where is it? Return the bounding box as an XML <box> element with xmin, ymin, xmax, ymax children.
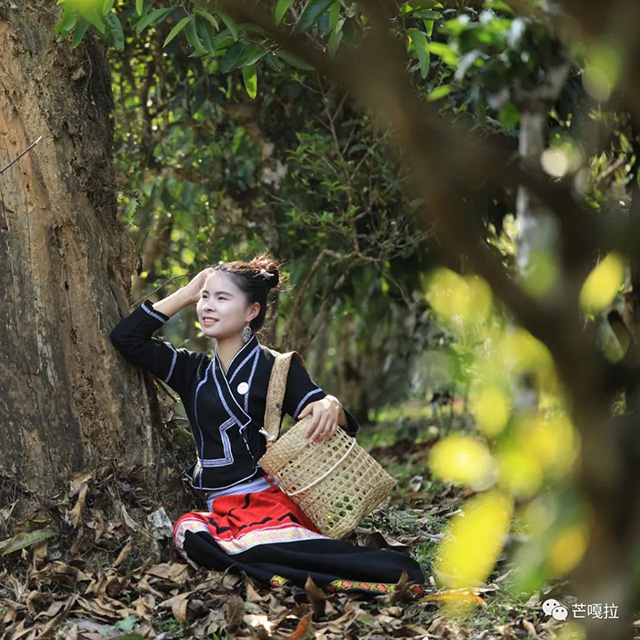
<box><xmin>0</xmin><ymin>410</ymin><xmax>590</xmax><ymax>639</ymax></box>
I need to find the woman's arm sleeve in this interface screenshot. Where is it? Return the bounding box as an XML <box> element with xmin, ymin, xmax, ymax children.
<box><xmin>282</xmin><ymin>357</ymin><xmax>360</xmax><ymax>437</ymax></box>
<box><xmin>109</xmin><ymin>299</ymin><xmax>200</xmax><ymax>397</ymax></box>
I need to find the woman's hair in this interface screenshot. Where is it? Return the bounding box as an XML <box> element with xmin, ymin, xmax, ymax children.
<box><xmin>213</xmin><ymin>253</ymin><xmax>281</xmax><ymax>332</ymax></box>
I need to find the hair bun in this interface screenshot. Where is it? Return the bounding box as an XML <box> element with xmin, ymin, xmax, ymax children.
<box><xmin>251</xmin><ymin>255</ymin><xmax>280</xmax><ymax>290</ymax></box>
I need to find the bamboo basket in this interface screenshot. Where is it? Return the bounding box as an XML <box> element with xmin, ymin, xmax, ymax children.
<box><xmin>258</xmin><ymin>351</ymin><xmax>396</xmax><ymax>540</ymax></box>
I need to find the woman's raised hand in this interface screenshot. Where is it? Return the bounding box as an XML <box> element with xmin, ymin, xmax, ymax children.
<box><xmin>183</xmin><ymin>267</ymin><xmax>215</xmax><ymax>304</ymax></box>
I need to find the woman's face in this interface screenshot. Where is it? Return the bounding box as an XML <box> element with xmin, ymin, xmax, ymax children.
<box><xmin>196</xmin><ymin>271</ymin><xmax>259</xmax><ymax>340</ymax></box>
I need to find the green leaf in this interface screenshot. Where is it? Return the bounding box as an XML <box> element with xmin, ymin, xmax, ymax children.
<box><xmin>408</xmin><ymin>28</ymin><xmax>430</xmax><ymax>78</ymax></box>
<box><xmin>297</xmin><ymin>0</ymin><xmax>332</xmax><ymax>32</ymax></box>
<box><xmin>195</xmin><ymin>9</ymin><xmax>219</xmax><ymax>29</ymax></box>
<box><xmin>71</xmin><ymin>18</ymin><xmax>90</xmax><ymax>47</ymax></box>
<box><xmin>328</xmin><ymin>24</ymin><xmax>343</xmax><ymax>58</ymax></box>
<box><xmin>82</xmin><ymin>9</ymin><xmax>105</xmax><ymax>34</ymax></box>
<box><xmin>135</xmin><ymin>0</ymin><xmax>143</xmax><ymax>16</ymax></box>
<box><xmin>265</xmin><ymin>52</ymin><xmax>286</xmax><ymax>72</ymax></box>
<box><xmin>402</xmin><ymin>0</ymin><xmax>439</xmax><ymax>10</ymax></box>
<box><xmin>275</xmin><ymin>0</ymin><xmax>294</xmax><ymax>25</ymax></box>
<box><xmin>486</xmin><ymin>0</ymin><xmax>514</xmax><ymax>13</ymax></box>
<box><xmin>212</xmin><ymin>29</ymin><xmax>236</xmax><ymax>49</ymax></box>
<box><xmin>102</xmin><ymin>0</ymin><xmax>114</xmax><ymax>13</ymax></box>
<box><xmin>427</xmin><ymin>84</ymin><xmax>454</xmax><ymax>101</ymax></box>
<box><xmin>186</xmin><ymin>17</ymin><xmax>207</xmax><ymax>55</ymax></box>
<box><xmin>424</xmin><ymin>19</ymin><xmax>434</xmax><ymax>37</ymax></box>
<box><xmin>342</xmin><ymin>18</ymin><xmax>362</xmax><ymax>45</ymax></box>
<box><xmin>428</xmin><ymin>41</ymin><xmax>458</xmax><ymax>66</ymax></box>
<box><xmin>498</xmin><ymin>102</ymin><xmax>520</xmax><ymax>129</ymax></box>
<box><xmin>215</xmin><ymin>10</ymin><xmax>238</xmax><ymax>41</ymax></box>
<box><xmin>415</xmin><ymin>10</ymin><xmax>442</xmax><ymax>19</ymax></box>
<box><xmin>243</xmin><ymin>24</ymin><xmax>266</xmax><ymax>37</ymax></box>
<box><xmin>164</xmin><ymin>16</ymin><xmax>190</xmax><ymax>48</ymax></box>
<box><xmin>243</xmin><ymin>43</ymin><xmax>267</xmax><ymax>66</ymax></box>
<box><xmin>197</xmin><ymin>17</ymin><xmax>217</xmax><ymax>56</ymax></box>
<box><xmin>221</xmin><ymin>41</ymin><xmax>246</xmax><ymax>73</ymax></box>
<box><xmin>104</xmin><ymin>12</ymin><xmax>124</xmax><ymax>50</ymax></box>
<box><xmin>114</xmin><ymin>616</ymin><xmax>138</xmax><ymax>632</ymax></box>
<box><xmin>135</xmin><ymin>7</ymin><xmax>171</xmax><ymax>34</ymax></box>
<box><xmin>243</xmin><ymin>64</ymin><xmax>258</xmax><ymax>99</ymax></box>
<box><xmin>2</xmin><ymin>527</ymin><xmax>58</xmax><ymax>556</ymax></box>
<box><xmin>55</xmin><ymin>11</ymin><xmax>77</xmax><ymax>37</ymax></box>
<box><xmin>329</xmin><ymin>2</ymin><xmax>341</xmax><ymax>30</ymax></box>
<box><xmin>275</xmin><ymin>49</ymin><xmax>315</xmax><ymax>70</ymax></box>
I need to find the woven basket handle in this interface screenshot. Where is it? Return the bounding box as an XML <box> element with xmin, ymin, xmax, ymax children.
<box><xmin>262</xmin><ymin>350</ymin><xmax>306</xmax><ymax>445</ymax></box>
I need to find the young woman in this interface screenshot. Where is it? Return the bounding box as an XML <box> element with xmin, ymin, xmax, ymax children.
<box><xmin>110</xmin><ymin>255</ymin><xmax>425</xmax><ymax>595</ymax></box>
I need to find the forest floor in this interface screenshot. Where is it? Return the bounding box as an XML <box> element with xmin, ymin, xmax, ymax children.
<box><xmin>0</xmin><ymin>402</ymin><xmax>594</xmax><ymax>639</ymax></box>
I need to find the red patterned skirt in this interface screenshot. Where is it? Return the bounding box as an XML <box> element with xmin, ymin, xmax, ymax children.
<box><xmin>173</xmin><ymin>481</ymin><xmax>425</xmax><ymax>596</ymax></box>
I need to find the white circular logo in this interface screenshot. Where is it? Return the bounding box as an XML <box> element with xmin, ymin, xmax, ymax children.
<box><xmin>237</xmin><ymin>382</ymin><xmax>249</xmax><ymax>395</ymax></box>
<box><xmin>542</xmin><ymin>599</ymin><xmax>568</xmax><ymax>621</ymax></box>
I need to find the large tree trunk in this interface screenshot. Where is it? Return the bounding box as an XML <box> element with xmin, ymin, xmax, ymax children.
<box><xmin>0</xmin><ymin>2</ymin><xmax>156</xmax><ymax>487</ymax></box>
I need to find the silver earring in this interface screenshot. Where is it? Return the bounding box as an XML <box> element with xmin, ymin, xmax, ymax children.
<box><xmin>242</xmin><ymin>324</ymin><xmax>253</xmax><ymax>343</ymax></box>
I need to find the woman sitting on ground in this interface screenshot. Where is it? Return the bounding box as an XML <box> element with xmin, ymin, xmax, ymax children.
<box><xmin>109</xmin><ymin>254</ymin><xmax>425</xmax><ymax>595</ymax></box>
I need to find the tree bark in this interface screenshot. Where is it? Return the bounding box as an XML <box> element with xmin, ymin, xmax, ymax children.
<box><xmin>0</xmin><ymin>1</ymin><xmax>156</xmax><ymax>487</ymax></box>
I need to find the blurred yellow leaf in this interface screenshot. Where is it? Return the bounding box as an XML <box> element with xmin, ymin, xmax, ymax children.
<box><xmin>435</xmin><ymin>490</ymin><xmax>513</xmax><ymax>589</ymax></box>
<box><xmin>521</xmin><ymin>250</ymin><xmax>559</xmax><ymax>297</ymax></box>
<box><xmin>518</xmin><ymin>497</ymin><xmax>554</xmax><ymax>537</ymax></box>
<box><xmin>548</xmin><ymin>524</ymin><xmax>589</xmax><ymax>576</ymax></box>
<box><xmin>516</xmin><ymin>413</ymin><xmax>579</xmax><ymax>477</ymax></box>
<box><xmin>579</xmin><ymin>253</ymin><xmax>625</xmax><ymax>313</ymax></box>
<box><xmin>583</xmin><ymin>43</ymin><xmax>623</xmax><ymax>102</ymax></box>
<box><xmin>429</xmin><ymin>435</ymin><xmax>495</xmax><ymax>489</ymax></box>
<box><xmin>473</xmin><ymin>386</ymin><xmax>511</xmax><ymax>437</ymax></box>
<box><xmin>499</xmin><ymin>328</ymin><xmax>552</xmax><ymax>373</ymax></box>
<box><xmin>426</xmin><ymin>269</ymin><xmax>492</xmax><ymax>328</ymax></box>
<box><xmin>181</xmin><ymin>248</ymin><xmax>195</xmax><ymax>265</ymax></box>
<box><xmin>496</xmin><ymin>444</ymin><xmax>543</xmax><ymax>499</ymax></box>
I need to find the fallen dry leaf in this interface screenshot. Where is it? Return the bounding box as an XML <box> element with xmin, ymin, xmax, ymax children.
<box><xmin>93</xmin><ymin>509</ymin><xmax>106</xmax><ymax>543</ymax></box>
<box><xmin>225</xmin><ymin>593</ymin><xmax>245</xmax><ymax>633</ymax></box>
<box><xmin>145</xmin><ymin>562</ymin><xmax>189</xmax><ymax>584</ymax></box>
<box><xmin>288</xmin><ymin>611</ymin><xmax>314</xmax><ymax>639</ymax></box>
<box><xmin>386</xmin><ymin>570</ymin><xmax>410</xmax><ymax>604</ymax></box>
<box><xmin>112</xmin><ymin>540</ymin><xmax>133</xmax><ymax>568</ymax></box>
<box><xmin>304</xmin><ymin>575</ymin><xmax>327</xmax><ymax>618</ymax></box>
<box><xmin>69</xmin><ymin>484</ymin><xmax>89</xmax><ymax>527</ymax></box>
<box><xmin>170</xmin><ymin>592</ymin><xmax>191</xmax><ymax>623</ymax></box>
<box><xmin>70</xmin><ymin>472</ymin><xmax>94</xmax><ymax>495</ymax></box>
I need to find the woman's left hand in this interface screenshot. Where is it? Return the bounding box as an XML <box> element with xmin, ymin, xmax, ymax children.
<box><xmin>297</xmin><ymin>396</ymin><xmax>342</xmax><ymax>444</ymax></box>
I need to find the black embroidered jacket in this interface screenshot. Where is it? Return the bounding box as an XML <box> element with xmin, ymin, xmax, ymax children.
<box><xmin>109</xmin><ymin>300</ymin><xmax>359</xmax><ymax>491</ymax></box>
